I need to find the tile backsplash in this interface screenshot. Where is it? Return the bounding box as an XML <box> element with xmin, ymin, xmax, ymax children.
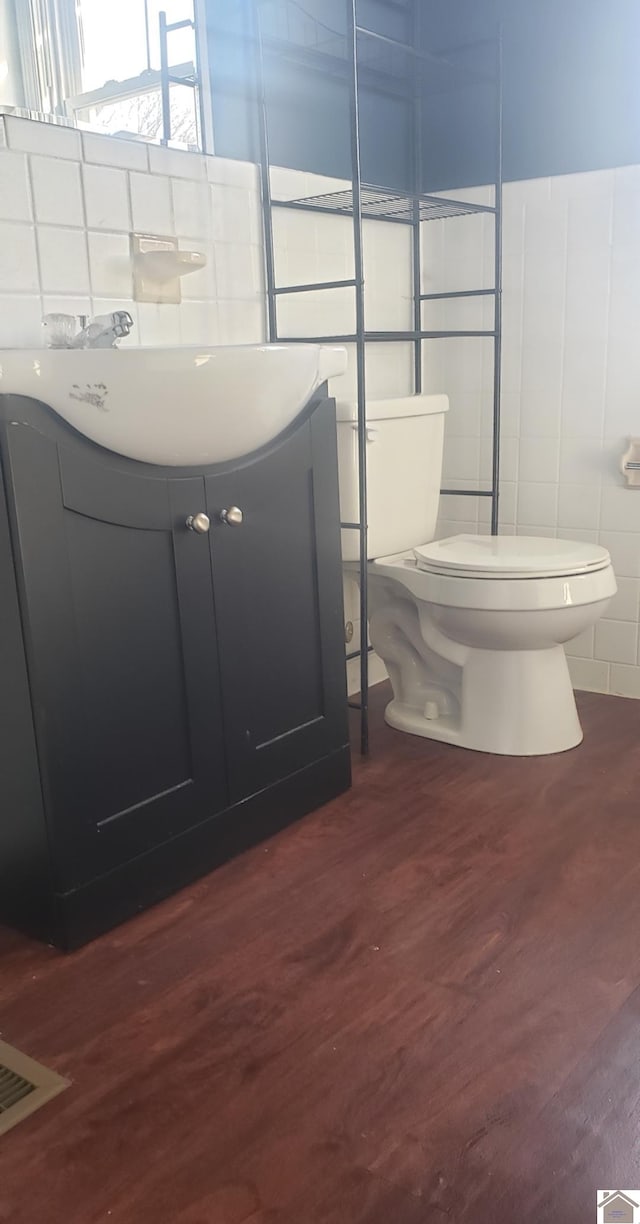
<box><xmin>0</xmin><ymin>115</ymin><xmax>265</xmax><ymax>349</ymax></box>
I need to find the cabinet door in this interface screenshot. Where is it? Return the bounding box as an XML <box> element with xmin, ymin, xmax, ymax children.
<box><xmin>206</xmin><ymin>401</ymin><xmax>348</xmax><ymax>802</ymax></box>
<box><xmin>3</xmin><ymin>423</ymin><xmax>228</xmax><ymax>889</ymax></box>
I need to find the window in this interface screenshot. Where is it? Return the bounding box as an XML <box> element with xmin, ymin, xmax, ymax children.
<box><xmin>3</xmin><ymin>0</ymin><xmax>211</xmax><ymax>150</ymax></box>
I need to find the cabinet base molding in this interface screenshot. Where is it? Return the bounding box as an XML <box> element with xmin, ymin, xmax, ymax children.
<box><xmin>45</xmin><ymin>745</ymin><xmax>351</xmax><ymax>950</ymax></box>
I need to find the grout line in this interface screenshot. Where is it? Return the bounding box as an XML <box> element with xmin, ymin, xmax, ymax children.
<box><xmin>25</xmin><ymin>154</ymin><xmax>45</xmax><ymax>321</ymax></box>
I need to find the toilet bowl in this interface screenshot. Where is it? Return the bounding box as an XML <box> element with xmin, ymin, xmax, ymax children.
<box><xmin>337</xmin><ymin>395</ymin><xmax>617</xmax><ymax>756</ymax></box>
<box><xmin>365</xmin><ymin>535</ymin><xmax>615</xmax><ymax>755</ymax></box>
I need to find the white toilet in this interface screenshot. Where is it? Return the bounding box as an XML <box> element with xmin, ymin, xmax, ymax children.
<box><xmin>337</xmin><ymin>394</ymin><xmax>617</xmax><ymax>756</ymax></box>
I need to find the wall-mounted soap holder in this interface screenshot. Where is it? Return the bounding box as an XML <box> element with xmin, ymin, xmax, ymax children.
<box><xmin>621</xmin><ymin>438</ymin><xmax>640</xmax><ymax>487</ymax></box>
<box><xmin>131</xmin><ymin>233</ymin><xmax>207</xmax><ymax>305</ymax></box>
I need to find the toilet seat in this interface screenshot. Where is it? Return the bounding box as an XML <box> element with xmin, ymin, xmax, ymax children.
<box><xmin>370</xmin><ymin>550</ymin><xmax>615</xmax><ymax>612</ymax></box>
<box><xmin>413</xmin><ymin>534</ymin><xmax>611</xmax><ymax>580</ymax></box>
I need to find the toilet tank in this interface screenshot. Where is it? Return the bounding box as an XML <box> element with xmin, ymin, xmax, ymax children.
<box><xmin>337</xmin><ymin>394</ymin><xmax>447</xmax><ymax>560</ymax></box>
<box><xmin>336</xmin><ymin>394</ymin><xmax>449</xmax><ymax>561</ymax></box>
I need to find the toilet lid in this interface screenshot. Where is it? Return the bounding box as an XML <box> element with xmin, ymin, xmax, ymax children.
<box><xmin>414</xmin><ymin>534</ymin><xmax>611</xmax><ymax>579</ymax></box>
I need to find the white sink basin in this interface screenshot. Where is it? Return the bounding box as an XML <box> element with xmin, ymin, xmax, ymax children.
<box><xmin>0</xmin><ymin>343</ymin><xmax>348</xmax><ymax>466</ymax></box>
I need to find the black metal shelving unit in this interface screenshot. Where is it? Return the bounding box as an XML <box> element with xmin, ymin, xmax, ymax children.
<box><xmin>252</xmin><ymin>0</ymin><xmax>503</xmax><ymax>755</ymax></box>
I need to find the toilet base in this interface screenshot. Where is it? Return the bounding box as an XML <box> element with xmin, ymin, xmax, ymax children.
<box><xmin>383</xmin><ymin>644</ymin><xmax>584</xmax><ymax>757</ymax></box>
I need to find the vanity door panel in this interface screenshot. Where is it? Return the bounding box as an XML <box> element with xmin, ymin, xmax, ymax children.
<box><xmin>206</xmin><ymin>400</ymin><xmax>348</xmax><ymax>802</ymax></box>
<box><xmin>2</xmin><ymin>421</ymin><xmax>228</xmax><ymax>888</ymax></box>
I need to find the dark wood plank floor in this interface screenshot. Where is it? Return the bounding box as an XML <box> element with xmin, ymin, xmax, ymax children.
<box><xmin>1</xmin><ymin>683</ymin><xmax>640</xmax><ymax>1223</ymax></box>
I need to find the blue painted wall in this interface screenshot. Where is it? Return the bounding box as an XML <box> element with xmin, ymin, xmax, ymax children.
<box><xmin>206</xmin><ymin>0</ymin><xmax>640</xmax><ymax>189</ymax></box>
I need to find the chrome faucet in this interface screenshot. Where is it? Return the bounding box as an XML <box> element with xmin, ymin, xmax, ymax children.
<box><xmin>42</xmin><ymin>311</ymin><xmax>134</xmax><ymax>349</ymax></box>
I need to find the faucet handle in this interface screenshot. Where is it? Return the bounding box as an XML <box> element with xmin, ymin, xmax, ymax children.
<box><xmin>42</xmin><ymin>313</ymin><xmax>77</xmax><ymax>349</ymax></box>
<box><xmin>112</xmin><ymin>310</ymin><xmax>134</xmax><ymax>338</ymax></box>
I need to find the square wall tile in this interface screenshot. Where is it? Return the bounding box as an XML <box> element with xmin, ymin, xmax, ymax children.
<box><xmin>217</xmin><ymin>299</ymin><xmax>265</xmax><ymax>344</ymax></box>
<box><xmin>567</xmin><ymin>656</ymin><xmax>610</xmax><ymax>693</ymax></box>
<box><xmin>567</xmin><ymin>191</ymin><xmax>613</xmax><ymax>251</ymax></box>
<box><xmin>492</xmin><ymin>481</ymin><xmax>516</xmax><ymax>526</ymax></box>
<box><xmin>82</xmin><ymin>132</ymin><xmax>148</xmax><ymax>172</ymax></box>
<box><xmin>517</xmin><ymin>481</ymin><xmax>558</xmax><ymax>528</ymax></box>
<box><xmin>442</xmin><ymin>435</ymin><xmax>480</xmax><ymax>482</ymax></box>
<box><xmin>610</xmin><ymin>664</ymin><xmax>640</xmax><ymax>699</ymax></box>
<box><xmin>559</xmin><ymin>437</ymin><xmax>604</xmax><ymax>485</ymax></box>
<box><xmin>87</xmin><ymin>232</ymin><xmax>132</xmax><ymax>298</ymax></box>
<box><xmin>136</xmin><ymin>302</ymin><xmax>182</xmax><ymax>345</ymax></box>
<box><xmin>0</xmin><ymin>222</ymin><xmax>39</xmax><ymax>291</ymax></box>
<box><xmin>594</xmin><ymin>618</ymin><xmax>637</xmax><ymax>664</ymax></box>
<box><xmin>30</xmin><ymin>155</ymin><xmax>84</xmax><ymax>227</ymax></box>
<box><xmin>148</xmin><ymin>146</ymin><xmax>206</xmax><ymax>180</ymax></box>
<box><xmin>557</xmin><ymin>484</ymin><xmax>600</xmax><ymax>531</ymax></box>
<box><xmin>213</xmin><ymin>185</ymin><xmax>254</xmax><ymax>245</ymax></box>
<box><xmin>179</xmin><ymin>301</ymin><xmax>220</xmax><ymax>345</ymax></box>
<box><xmin>171</xmin><ymin>178</ymin><xmax>210</xmax><ymax>239</ymax></box>
<box><xmin>561</xmin><ymin>334</ymin><xmax>606</xmax><ymax>437</ymax></box>
<box><xmin>37</xmin><ymin>227</ymin><xmax>90</xmax><ymax>294</ymax></box>
<box><xmin>612</xmin><ymin>189</ymin><xmax>640</xmax><ymax>250</ymax></box>
<box><xmin>604</xmin><ymin>330</ymin><xmax>640</xmax><ymax>436</ymax></box>
<box><xmin>600</xmin><ymin>486</ymin><xmax>640</xmax><ymax>533</ymax></box>
<box><xmin>565</xmin><ymin>625</ymin><xmax>594</xmax><ymax>658</ymax></box>
<box><xmin>130</xmin><ymin>172</ymin><xmax>173</xmax><ymax>235</ymax></box>
<box><xmin>522</xmin><ymin>260</ymin><xmax>566</xmax><ymax>341</ymax></box>
<box><xmin>518</xmin><ymin>436</ymin><xmax>559</xmax><ymax>483</ymax></box>
<box><xmin>524</xmin><ymin>198</ymin><xmax>568</xmax><ymax>258</ymax></box>
<box><xmin>499</xmin><ymin>392</ymin><xmax>521</xmax><ymax>438</ymax></box>
<box><xmin>606</xmin><ymin>577</ymin><xmax>640</xmax><ymax>622</ymax></box>
<box><xmin>208</xmin><ymin>155</ymin><xmax>258</xmax><ymax>189</ymax></box>
<box><xmin>42</xmin><ymin>294</ymin><xmax>92</xmax><ymax>321</ymax></box>
<box><xmin>0</xmin><ymin>151</ymin><xmax>32</xmax><ymax>221</ymax></box>
<box><xmin>520</xmin><ymin>343</ymin><xmax>562</xmax><ymax>436</ymax></box>
<box><xmin>83</xmin><ymin>165</ymin><xmax>130</xmax><ymax>231</ymax></box>
<box><xmin>564</xmin><ymin>249</ymin><xmax>611</xmax><ymax>341</ymax></box>
<box><xmin>598</xmin><ymin>531</ymin><xmax>640</xmax><ymax>578</ymax></box>
<box><xmin>495</xmin><ymin>435</ymin><xmax>519</xmax><ymax>483</ymax></box>
<box><xmin>0</xmin><ymin>296</ymin><xmax>43</xmax><ymax>347</ymax></box>
<box><xmin>5</xmin><ymin>116</ymin><xmax>81</xmax><ymax>160</ymax></box>
<box><xmin>440</xmin><ymin>494</ymin><xmax>480</xmax><ymax>524</ymax></box>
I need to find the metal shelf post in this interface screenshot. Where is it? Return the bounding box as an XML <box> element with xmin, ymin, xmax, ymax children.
<box><xmin>253</xmin><ymin>0</ymin><xmax>503</xmax><ymax>753</ymax></box>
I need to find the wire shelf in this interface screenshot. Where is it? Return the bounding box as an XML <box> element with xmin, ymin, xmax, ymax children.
<box><xmin>277</xmin><ymin>183</ymin><xmax>495</xmax><ymax>224</ymax></box>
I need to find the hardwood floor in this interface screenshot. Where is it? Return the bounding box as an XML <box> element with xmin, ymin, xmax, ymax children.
<box><xmin>1</xmin><ymin>683</ymin><xmax>640</xmax><ymax>1222</ymax></box>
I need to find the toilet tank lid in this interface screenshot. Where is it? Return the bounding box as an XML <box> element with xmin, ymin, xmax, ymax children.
<box><xmin>335</xmin><ymin>394</ymin><xmax>449</xmax><ymax>422</ymax></box>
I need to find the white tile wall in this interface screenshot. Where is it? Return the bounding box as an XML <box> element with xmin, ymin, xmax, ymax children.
<box><xmin>438</xmin><ymin>165</ymin><xmax>640</xmax><ymax>698</ymax></box>
<box><xmin>0</xmin><ymin>116</ymin><xmax>265</xmax><ymax>352</ymax></box>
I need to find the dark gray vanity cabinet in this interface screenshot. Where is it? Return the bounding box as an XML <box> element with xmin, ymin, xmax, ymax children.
<box><xmin>0</xmin><ymin>391</ymin><xmax>350</xmax><ymax>949</ymax></box>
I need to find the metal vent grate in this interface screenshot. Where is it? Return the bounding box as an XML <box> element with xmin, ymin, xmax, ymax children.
<box><xmin>0</xmin><ymin>1040</ymin><xmax>69</xmax><ymax>1137</ymax></box>
<box><xmin>0</xmin><ymin>1065</ymin><xmax>35</xmax><ymax>1112</ymax></box>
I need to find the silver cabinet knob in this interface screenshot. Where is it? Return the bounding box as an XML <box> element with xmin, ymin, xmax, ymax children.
<box><xmin>220</xmin><ymin>506</ymin><xmax>243</xmax><ymax>526</ymax></box>
<box><xmin>186</xmin><ymin>512</ymin><xmax>210</xmax><ymax>534</ymax></box>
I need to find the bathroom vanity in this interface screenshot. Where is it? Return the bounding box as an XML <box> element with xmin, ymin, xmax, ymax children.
<box><xmin>0</xmin><ymin>375</ymin><xmax>350</xmax><ymax>948</ymax></box>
